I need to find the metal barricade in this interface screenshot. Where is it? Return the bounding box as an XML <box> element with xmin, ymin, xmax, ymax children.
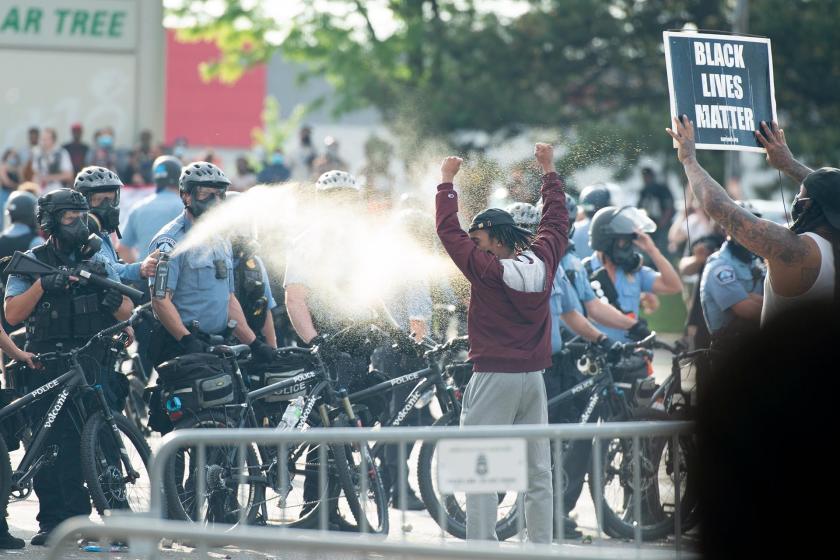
<box><xmin>46</xmin><ymin>422</ymin><xmax>695</xmax><ymax>560</ymax></box>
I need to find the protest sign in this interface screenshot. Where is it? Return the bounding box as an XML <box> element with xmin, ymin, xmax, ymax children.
<box><xmin>664</xmin><ymin>31</ymin><xmax>777</xmax><ymax>152</ymax></box>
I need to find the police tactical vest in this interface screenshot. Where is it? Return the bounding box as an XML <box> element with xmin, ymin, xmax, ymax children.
<box><xmin>233</xmin><ymin>252</ymin><xmax>268</xmax><ymax>334</ymax></box>
<box><xmin>0</xmin><ymin>231</ymin><xmax>38</xmax><ymax>260</ymax></box>
<box><xmin>582</xmin><ymin>255</ymin><xmax>628</xmax><ymax>314</ymax></box>
<box><xmin>25</xmin><ymin>244</ymin><xmax>116</xmax><ymax>352</ymax></box>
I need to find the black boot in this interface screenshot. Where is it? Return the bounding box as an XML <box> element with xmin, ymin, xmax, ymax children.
<box><xmin>0</xmin><ymin>530</ymin><xmax>25</xmax><ymax>549</ymax></box>
<box><xmin>390</xmin><ymin>485</ymin><xmax>425</xmax><ymax>511</ymax></box>
<box><xmin>31</xmin><ymin>528</ymin><xmax>53</xmax><ymax>547</ymax></box>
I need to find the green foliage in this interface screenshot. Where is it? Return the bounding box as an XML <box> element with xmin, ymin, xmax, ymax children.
<box><xmin>250</xmin><ymin>96</ymin><xmax>305</xmax><ymax>155</ymax></box>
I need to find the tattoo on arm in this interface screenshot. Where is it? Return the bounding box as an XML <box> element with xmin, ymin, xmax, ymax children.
<box><xmin>683</xmin><ymin>159</ymin><xmax>809</xmax><ymax>266</ymax></box>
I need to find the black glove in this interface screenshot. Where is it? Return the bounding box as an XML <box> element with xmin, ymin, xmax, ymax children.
<box><xmin>595</xmin><ymin>335</ymin><xmax>622</xmax><ymax>359</ymax></box>
<box><xmin>40</xmin><ymin>272</ymin><xmax>70</xmax><ymax>294</ymax></box>
<box><xmin>100</xmin><ymin>288</ymin><xmax>123</xmax><ymax>314</ymax></box>
<box><xmin>249</xmin><ymin>339</ymin><xmax>277</xmax><ymax>363</ymax></box>
<box><xmin>309</xmin><ymin>334</ymin><xmax>338</xmax><ymax>362</ymax></box>
<box><xmin>179</xmin><ymin>333</ymin><xmax>206</xmax><ymax>355</ymax></box>
<box><xmin>627</xmin><ymin>318</ymin><xmax>651</xmax><ymax>342</ymax></box>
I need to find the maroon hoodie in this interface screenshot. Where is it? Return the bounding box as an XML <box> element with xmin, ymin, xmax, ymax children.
<box><xmin>436</xmin><ymin>172</ymin><xmax>568</xmax><ymax>373</ymax></box>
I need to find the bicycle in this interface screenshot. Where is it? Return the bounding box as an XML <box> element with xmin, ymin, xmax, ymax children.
<box><xmin>416</xmin><ymin>333</ymin><xmax>671</xmax><ymax>541</ymax></box>
<box><xmin>159</xmin><ymin>325</ymin><xmax>388</xmax><ymax>534</ymax></box>
<box><xmin>0</xmin><ymin>304</ymin><xmax>153</xmax><ymax>518</ymax></box>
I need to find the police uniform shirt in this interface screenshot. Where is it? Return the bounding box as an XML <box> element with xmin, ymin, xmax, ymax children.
<box><xmin>572</xmin><ymin>218</ymin><xmax>593</xmax><ymax>259</ymax></box>
<box><xmin>97</xmin><ymin>233</ymin><xmax>142</xmax><ymax>283</ymax></box>
<box><xmin>561</xmin><ymin>251</ymin><xmax>597</xmax><ymax>313</ymax></box>
<box><xmin>587</xmin><ymin>253</ymin><xmax>658</xmax><ymax>342</ymax></box>
<box><xmin>233</xmin><ymin>255</ymin><xmax>278</xmax><ymax>310</ymax></box>
<box><xmin>148</xmin><ymin>210</ymin><xmax>235</xmax><ymax>335</ymax></box>
<box><xmin>549</xmin><ymin>263</ymin><xmax>581</xmax><ymax>354</ymax></box>
<box><xmin>0</xmin><ymin>223</ymin><xmax>44</xmax><ymax>251</ymax></box>
<box><xmin>5</xmin><ymin>249</ymin><xmax>120</xmax><ymax>298</ymax></box>
<box><xmin>700</xmin><ymin>243</ymin><xmax>765</xmax><ymax>334</ymax></box>
<box><xmin>122</xmin><ymin>190</ymin><xmax>184</xmax><ymax>260</ymax></box>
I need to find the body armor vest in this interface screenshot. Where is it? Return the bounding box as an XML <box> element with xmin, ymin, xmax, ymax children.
<box><xmin>25</xmin><ymin>243</ymin><xmax>116</xmax><ymax>352</ymax></box>
<box><xmin>233</xmin><ymin>250</ymin><xmax>268</xmax><ymax>335</ymax></box>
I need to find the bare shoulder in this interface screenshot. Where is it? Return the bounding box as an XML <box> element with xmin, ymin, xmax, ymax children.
<box><xmin>767</xmin><ymin>233</ymin><xmax>822</xmax><ymax>297</ymax></box>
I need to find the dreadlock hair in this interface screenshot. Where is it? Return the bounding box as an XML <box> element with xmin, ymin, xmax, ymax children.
<box><xmin>791</xmin><ymin>202</ymin><xmax>840</xmax><ymax>302</ymax></box>
<box><xmin>488</xmin><ymin>224</ymin><xmax>534</xmax><ymax>254</ymax></box>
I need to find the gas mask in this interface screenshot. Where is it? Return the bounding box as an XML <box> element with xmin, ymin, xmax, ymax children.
<box><xmin>609</xmin><ymin>237</ymin><xmax>643</xmax><ymax>273</ymax></box>
<box><xmin>55</xmin><ymin>213</ymin><xmax>100</xmax><ymax>257</ymax></box>
<box><xmin>89</xmin><ymin>198</ymin><xmax>121</xmax><ymax>234</ymax></box>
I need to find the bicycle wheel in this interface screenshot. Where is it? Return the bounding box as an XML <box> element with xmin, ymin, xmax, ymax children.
<box><xmin>80</xmin><ymin>412</ymin><xmax>152</xmax><ymax>514</ymax></box>
<box><xmin>590</xmin><ymin>406</ymin><xmax>693</xmax><ymax>540</ymax></box>
<box><xmin>329</xmin><ymin>416</ymin><xmax>389</xmax><ymax>534</ymax></box>
<box><xmin>163</xmin><ymin>410</ymin><xmax>261</xmax><ymax>525</ymax></box>
<box><xmin>417</xmin><ymin>411</ymin><xmax>521</xmax><ymax>540</ymax></box>
<box><xmin>123</xmin><ymin>374</ymin><xmax>150</xmax><ymax>437</ymax></box>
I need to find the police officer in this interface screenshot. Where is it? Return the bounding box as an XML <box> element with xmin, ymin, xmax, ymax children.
<box><xmin>225</xmin><ymin>192</ymin><xmax>278</xmax><ymax>346</ymax></box>
<box><xmin>700</xmin><ymin>203</ymin><xmax>765</xmax><ymax>348</ymax></box>
<box><xmin>120</xmin><ymin>155</ymin><xmax>185</xmax><ymax>263</ymax></box>
<box><xmin>0</xmin><ymin>191</ymin><xmax>42</xmax><ymax>257</ymax></box>
<box><xmin>3</xmin><ymin>189</ymin><xmax>132</xmax><ymax>546</ymax></box>
<box><xmin>573</xmin><ymin>184</ymin><xmax>612</xmax><ymax>259</ymax></box>
<box><xmin>584</xmin><ymin>206</ymin><xmax>683</xmax><ymax>342</ymax></box>
<box><xmin>148</xmin><ymin>162</ymin><xmax>276</xmax><ymax>366</ymax></box>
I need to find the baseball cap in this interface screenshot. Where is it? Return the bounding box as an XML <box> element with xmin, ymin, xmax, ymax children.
<box><xmin>803</xmin><ymin>167</ymin><xmax>840</xmax><ymax>229</ymax></box>
<box><xmin>468</xmin><ymin>208</ymin><xmax>534</xmax><ymax>236</ymax></box>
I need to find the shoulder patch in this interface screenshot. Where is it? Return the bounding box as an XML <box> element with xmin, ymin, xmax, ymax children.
<box><xmin>715</xmin><ymin>266</ymin><xmax>736</xmax><ymax>284</ymax></box>
<box><xmin>154</xmin><ymin>236</ymin><xmax>178</xmax><ymax>253</ymax></box>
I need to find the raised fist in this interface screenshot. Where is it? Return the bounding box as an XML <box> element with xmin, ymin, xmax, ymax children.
<box><xmin>534</xmin><ymin>143</ymin><xmax>555</xmax><ymax>173</ymax></box>
<box><xmin>440</xmin><ymin>156</ymin><xmax>463</xmax><ymax>183</ymax></box>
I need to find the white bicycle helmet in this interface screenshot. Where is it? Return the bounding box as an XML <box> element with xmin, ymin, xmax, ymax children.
<box><xmin>315</xmin><ymin>170</ymin><xmax>360</xmax><ymax>192</ymax></box>
<box><xmin>505</xmin><ymin>201</ymin><xmax>540</xmax><ymax>232</ymax></box>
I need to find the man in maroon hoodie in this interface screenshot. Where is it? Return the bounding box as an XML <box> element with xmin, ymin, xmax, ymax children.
<box><xmin>436</xmin><ymin>143</ymin><xmax>568</xmax><ymax>542</ymax></box>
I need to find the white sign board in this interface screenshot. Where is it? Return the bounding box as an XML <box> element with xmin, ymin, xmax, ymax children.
<box><xmin>437</xmin><ymin>438</ymin><xmax>527</xmax><ymax>494</ymax></box>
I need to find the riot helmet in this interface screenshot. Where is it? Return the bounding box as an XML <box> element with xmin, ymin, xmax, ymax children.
<box><xmin>579</xmin><ymin>184</ymin><xmax>612</xmax><ymax>218</ymax></box>
<box><xmin>6</xmin><ymin>191</ymin><xmax>38</xmax><ymax>229</ymax></box>
<box><xmin>315</xmin><ymin>170</ymin><xmax>360</xmax><ymax>193</ymax></box>
<box><xmin>590</xmin><ymin>206</ymin><xmax>656</xmax><ymax>273</ymax></box>
<box><xmin>37</xmin><ymin>188</ymin><xmax>100</xmax><ymax>255</ymax></box>
<box><xmin>505</xmin><ymin>202</ymin><xmax>540</xmax><ymax>233</ymax></box>
<box><xmin>152</xmin><ymin>155</ymin><xmax>182</xmax><ymax>191</ymax></box>
<box><xmin>179</xmin><ymin>161</ymin><xmax>230</xmax><ymax>218</ymax></box>
<box><xmin>73</xmin><ymin>166</ymin><xmax>123</xmax><ymax>234</ymax></box>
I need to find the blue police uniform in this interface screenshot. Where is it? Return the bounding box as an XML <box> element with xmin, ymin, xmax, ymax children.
<box><xmin>148</xmin><ymin>210</ymin><xmax>234</xmax><ymax>335</ymax></box>
<box><xmin>700</xmin><ymin>242</ymin><xmax>765</xmax><ymax>334</ymax></box>
<box><xmin>560</xmin><ymin>249</ymin><xmax>597</xmax><ymax>313</ymax></box>
<box><xmin>122</xmin><ymin>190</ymin><xmax>183</xmax><ymax>260</ymax></box>
<box><xmin>96</xmin><ymin>233</ymin><xmax>141</xmax><ymax>282</ymax></box>
<box><xmin>572</xmin><ymin>219</ymin><xmax>593</xmax><ymax>259</ymax></box>
<box><xmin>550</xmin><ymin>263</ymin><xmax>582</xmax><ymax>354</ymax></box>
<box><xmin>585</xmin><ymin>253</ymin><xmax>658</xmax><ymax>342</ymax></box>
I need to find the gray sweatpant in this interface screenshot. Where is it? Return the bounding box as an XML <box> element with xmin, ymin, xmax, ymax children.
<box><xmin>460</xmin><ymin>371</ymin><xmax>552</xmax><ymax>543</ymax></box>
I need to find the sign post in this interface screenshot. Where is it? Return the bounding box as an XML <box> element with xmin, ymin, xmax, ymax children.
<box><xmin>664</xmin><ymin>31</ymin><xmax>777</xmax><ymax>153</ymax></box>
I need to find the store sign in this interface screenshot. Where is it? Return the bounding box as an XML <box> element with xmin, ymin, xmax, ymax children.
<box><xmin>0</xmin><ymin>0</ymin><xmax>137</xmax><ymax>51</ymax></box>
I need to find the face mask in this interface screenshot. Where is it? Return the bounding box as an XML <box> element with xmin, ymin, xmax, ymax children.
<box><xmin>90</xmin><ymin>200</ymin><xmax>120</xmax><ymax>233</ymax></box>
<box><xmin>7</xmin><ymin>156</ymin><xmax>19</xmax><ymax>167</ymax></box>
<box><xmin>189</xmin><ymin>191</ymin><xmax>224</xmax><ymax>218</ymax></box>
<box><xmin>271</xmin><ymin>153</ymin><xmax>285</xmax><ymax>166</ymax></box>
<box><xmin>98</xmin><ymin>135</ymin><xmax>113</xmax><ymax>148</ymax></box>
<box><xmin>791</xmin><ymin>195</ymin><xmax>810</xmax><ymax>224</ymax></box>
<box><xmin>609</xmin><ymin>239</ymin><xmax>643</xmax><ymax>273</ymax></box>
<box><xmin>56</xmin><ymin>217</ymin><xmax>91</xmax><ymax>251</ymax></box>
<box><xmin>728</xmin><ymin>240</ymin><xmax>755</xmax><ymax>263</ymax></box>
<box><xmin>790</xmin><ymin>197</ymin><xmax>824</xmax><ymax>235</ymax></box>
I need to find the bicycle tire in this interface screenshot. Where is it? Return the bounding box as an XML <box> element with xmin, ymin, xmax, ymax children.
<box><xmin>80</xmin><ymin>412</ymin><xmax>152</xmax><ymax>515</ymax></box>
<box><xmin>163</xmin><ymin>410</ymin><xmax>262</xmax><ymax>525</ymax></box>
<box><xmin>123</xmin><ymin>375</ymin><xmax>150</xmax><ymax>437</ymax></box>
<box><xmin>589</xmin><ymin>406</ymin><xmax>695</xmax><ymax>541</ymax></box>
<box><xmin>329</xmin><ymin>416</ymin><xmax>388</xmax><ymax>534</ymax></box>
<box><xmin>417</xmin><ymin>411</ymin><xmax>521</xmax><ymax>540</ymax></box>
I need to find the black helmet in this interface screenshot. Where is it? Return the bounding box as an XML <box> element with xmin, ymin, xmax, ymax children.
<box><xmin>589</xmin><ymin>206</ymin><xmax>656</xmax><ymax>252</ymax></box>
<box><xmin>179</xmin><ymin>161</ymin><xmax>230</xmax><ymax>194</ymax></box>
<box><xmin>73</xmin><ymin>166</ymin><xmax>123</xmax><ymax>195</ymax></box>
<box><xmin>37</xmin><ymin>188</ymin><xmax>89</xmax><ymax>236</ymax></box>
<box><xmin>153</xmin><ymin>155</ymin><xmax>182</xmax><ymax>189</ymax></box>
<box><xmin>6</xmin><ymin>191</ymin><xmax>38</xmax><ymax>228</ymax></box>
<box><xmin>579</xmin><ymin>184</ymin><xmax>612</xmax><ymax>218</ymax></box>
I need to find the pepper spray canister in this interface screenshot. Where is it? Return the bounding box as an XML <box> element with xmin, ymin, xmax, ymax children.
<box><xmin>153</xmin><ymin>253</ymin><xmax>171</xmax><ymax>299</ymax></box>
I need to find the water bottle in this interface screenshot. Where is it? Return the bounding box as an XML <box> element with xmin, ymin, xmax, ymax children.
<box><xmin>277</xmin><ymin>397</ymin><xmax>304</xmax><ymax>430</ymax></box>
<box><xmin>153</xmin><ymin>253</ymin><xmax>171</xmax><ymax>299</ymax></box>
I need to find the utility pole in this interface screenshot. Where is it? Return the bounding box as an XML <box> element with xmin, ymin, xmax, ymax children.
<box><xmin>725</xmin><ymin>0</ymin><xmax>749</xmax><ymax>198</ymax></box>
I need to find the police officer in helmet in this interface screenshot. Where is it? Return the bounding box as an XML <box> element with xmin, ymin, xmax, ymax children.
<box><xmin>148</xmin><ymin>162</ymin><xmax>276</xmax><ymax>365</ymax></box>
<box><xmin>573</xmin><ymin>184</ymin><xmax>612</xmax><ymax>259</ymax></box>
<box><xmin>3</xmin><ymin>189</ymin><xmax>132</xmax><ymax>546</ymax></box>
<box><xmin>0</xmin><ymin>192</ymin><xmax>42</xmax><ymax>258</ymax></box>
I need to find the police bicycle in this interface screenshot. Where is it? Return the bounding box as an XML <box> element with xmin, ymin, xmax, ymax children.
<box><xmin>159</xmin><ymin>326</ymin><xmax>389</xmax><ymax>534</ymax></box>
<box><xmin>0</xmin><ymin>304</ymin><xmax>153</xmax><ymax>517</ymax></box>
<box><xmin>416</xmin><ymin>333</ymin><xmax>673</xmax><ymax>541</ymax></box>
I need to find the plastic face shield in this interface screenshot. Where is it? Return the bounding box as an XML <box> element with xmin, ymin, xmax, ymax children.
<box><xmin>616</xmin><ymin>206</ymin><xmax>657</xmax><ymax>234</ymax></box>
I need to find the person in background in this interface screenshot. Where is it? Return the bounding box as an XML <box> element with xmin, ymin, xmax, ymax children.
<box><xmin>87</xmin><ymin>127</ymin><xmax>117</xmax><ymax>171</ymax></box>
<box><xmin>638</xmin><ymin>167</ymin><xmax>675</xmax><ymax>257</ymax></box>
<box><xmin>311</xmin><ymin>136</ymin><xmax>348</xmax><ymax>179</ymax></box>
<box><xmin>256</xmin><ymin>149</ymin><xmax>291</xmax><ymax>184</ymax></box>
<box><xmin>18</xmin><ymin>127</ymin><xmax>39</xmax><ymax>180</ymax></box>
<box><xmin>30</xmin><ymin>128</ymin><xmax>73</xmax><ymax>193</ymax></box>
<box><xmin>62</xmin><ymin>123</ymin><xmax>90</xmax><ymax>175</ymax></box>
<box><xmin>573</xmin><ymin>184</ymin><xmax>612</xmax><ymax>259</ymax></box>
<box><xmin>231</xmin><ymin>156</ymin><xmax>257</xmax><ymax>192</ymax></box>
<box><xmin>134</xmin><ymin>130</ymin><xmax>156</xmax><ymax>184</ymax></box>
<box><xmin>679</xmin><ymin>234</ymin><xmax>724</xmax><ymax>350</ymax></box>
<box><xmin>1</xmin><ymin>150</ymin><xmax>24</xmax><ymax>214</ymax></box>
<box><xmin>0</xmin><ymin>191</ymin><xmax>43</xmax><ymax>257</ymax></box>
<box><xmin>292</xmin><ymin>125</ymin><xmax>317</xmax><ymax>181</ymax></box>
<box><xmin>359</xmin><ymin>135</ymin><xmax>396</xmax><ymax>208</ymax></box>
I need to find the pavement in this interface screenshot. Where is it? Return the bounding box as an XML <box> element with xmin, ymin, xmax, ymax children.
<box><xmin>4</xmin><ymin>336</ymin><xmax>697</xmax><ymax>558</ymax></box>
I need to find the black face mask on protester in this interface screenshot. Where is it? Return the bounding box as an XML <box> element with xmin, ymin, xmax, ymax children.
<box><xmin>790</xmin><ymin>196</ymin><xmax>823</xmax><ymax>235</ymax></box>
<box><xmin>609</xmin><ymin>238</ymin><xmax>643</xmax><ymax>273</ymax></box>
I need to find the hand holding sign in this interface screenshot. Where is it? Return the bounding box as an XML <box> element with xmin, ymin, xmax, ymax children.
<box><xmin>665</xmin><ymin>115</ymin><xmax>697</xmax><ymax>165</ymax></box>
<box><xmin>755</xmin><ymin>121</ymin><xmax>795</xmax><ymax>172</ymax></box>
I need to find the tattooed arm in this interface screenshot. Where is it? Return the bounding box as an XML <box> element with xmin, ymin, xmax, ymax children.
<box><xmin>667</xmin><ymin>116</ymin><xmax>821</xmax><ymax>297</ymax></box>
<box><xmin>755</xmin><ymin>121</ymin><xmax>813</xmax><ymax>184</ymax></box>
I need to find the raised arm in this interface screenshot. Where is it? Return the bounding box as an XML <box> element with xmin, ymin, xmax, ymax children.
<box><xmin>530</xmin><ymin>143</ymin><xmax>569</xmax><ymax>274</ymax></box>
<box><xmin>666</xmin><ymin>116</ymin><xmax>814</xmax><ymax>273</ymax></box>
<box><xmin>755</xmin><ymin>121</ymin><xmax>813</xmax><ymax>184</ymax></box>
